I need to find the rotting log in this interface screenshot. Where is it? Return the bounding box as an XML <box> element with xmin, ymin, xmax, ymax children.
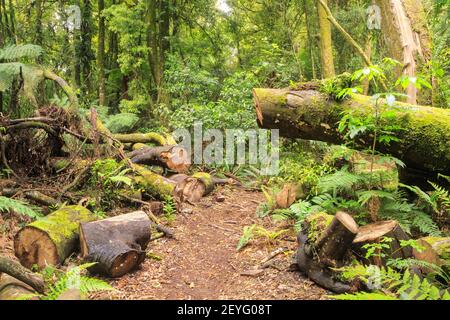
<box><xmin>352</xmin><ymin>220</ymin><xmax>412</xmax><ymax>266</ymax></box>
<box><xmin>312</xmin><ymin>211</ymin><xmax>359</xmax><ymax>268</ymax></box>
<box><xmin>1</xmin><ymin>189</ymin><xmax>59</xmax><ymax>207</ymax></box>
<box><xmin>295</xmin><ymin>212</ymin><xmax>359</xmax><ymax>293</ymax></box>
<box><xmin>132</xmin><ymin>164</ymin><xmax>177</xmax><ymax>199</ymax></box>
<box><xmin>79</xmin><ymin>211</ymin><xmax>151</xmax><ymax>277</ymax></box>
<box><xmin>296</xmin><ymin>231</ymin><xmax>355</xmax><ymax>293</ymax></box>
<box><xmin>0</xmin><ymin>256</ymin><xmax>45</xmax><ymax>293</ymax></box>
<box><xmin>253</xmin><ymin>88</ymin><xmax>450</xmax><ymax>176</ymax></box>
<box><xmin>14</xmin><ymin>205</ymin><xmax>97</xmax><ymax>269</ymax></box>
<box><xmin>174</xmin><ymin>172</ymin><xmax>215</xmax><ymax>203</ymax></box>
<box><xmin>128</xmin><ymin>145</ymin><xmax>190</xmax><ymax>173</ymax></box>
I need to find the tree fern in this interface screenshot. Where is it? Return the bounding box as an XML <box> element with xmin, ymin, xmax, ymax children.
<box><xmin>0</xmin><ymin>44</ymin><xmax>43</xmax><ymax>61</ymax></box>
<box><xmin>0</xmin><ymin>196</ymin><xmax>42</xmax><ymax>219</ymax></box>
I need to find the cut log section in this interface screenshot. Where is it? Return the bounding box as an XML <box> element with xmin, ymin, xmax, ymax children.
<box><xmin>79</xmin><ymin>211</ymin><xmax>151</xmax><ymax>277</ymax></box>
<box><xmin>313</xmin><ymin>211</ymin><xmax>359</xmax><ymax>267</ymax></box>
<box><xmin>352</xmin><ymin>220</ymin><xmax>412</xmax><ymax>265</ymax></box>
<box><xmin>128</xmin><ymin>145</ymin><xmax>190</xmax><ymax>173</ymax></box>
<box><xmin>295</xmin><ymin>212</ymin><xmax>359</xmax><ymax>293</ymax></box>
<box><xmin>253</xmin><ymin>88</ymin><xmax>450</xmax><ymax>176</ymax></box>
<box><xmin>173</xmin><ymin>172</ymin><xmax>215</xmax><ymax>203</ymax></box>
<box><xmin>14</xmin><ymin>205</ymin><xmax>97</xmax><ymax>269</ymax></box>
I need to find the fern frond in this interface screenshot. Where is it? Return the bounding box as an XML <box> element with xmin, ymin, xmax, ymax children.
<box><xmin>79</xmin><ymin>277</ymin><xmax>114</xmax><ymax>294</ymax></box>
<box><xmin>0</xmin><ymin>196</ymin><xmax>42</xmax><ymax>219</ymax></box>
<box><xmin>0</xmin><ymin>44</ymin><xmax>43</xmax><ymax>61</ymax></box>
<box><xmin>317</xmin><ymin>169</ymin><xmax>361</xmax><ymax>194</ymax></box>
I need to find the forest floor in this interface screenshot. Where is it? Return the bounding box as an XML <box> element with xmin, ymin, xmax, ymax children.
<box><xmin>92</xmin><ymin>186</ymin><xmax>327</xmax><ymax>300</ymax></box>
<box><xmin>0</xmin><ymin>185</ymin><xmax>327</xmax><ymax>300</ymax></box>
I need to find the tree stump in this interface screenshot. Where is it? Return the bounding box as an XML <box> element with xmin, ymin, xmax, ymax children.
<box><xmin>352</xmin><ymin>220</ymin><xmax>412</xmax><ymax>265</ymax></box>
<box><xmin>14</xmin><ymin>205</ymin><xmax>97</xmax><ymax>269</ymax></box>
<box><xmin>79</xmin><ymin>211</ymin><xmax>152</xmax><ymax>277</ymax></box>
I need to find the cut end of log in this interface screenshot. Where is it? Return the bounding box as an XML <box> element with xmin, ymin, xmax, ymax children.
<box><xmin>353</xmin><ymin>220</ymin><xmax>398</xmax><ymax>243</ymax></box>
<box><xmin>110</xmin><ymin>251</ymin><xmax>141</xmax><ymax>278</ymax></box>
<box><xmin>335</xmin><ymin>211</ymin><xmax>359</xmax><ymax>234</ymax></box>
<box><xmin>14</xmin><ymin>227</ymin><xmax>59</xmax><ymax>269</ymax></box>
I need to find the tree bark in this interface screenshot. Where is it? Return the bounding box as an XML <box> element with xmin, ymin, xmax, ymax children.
<box><xmin>97</xmin><ymin>0</ymin><xmax>106</xmax><ymax>106</ymax></box>
<box><xmin>0</xmin><ymin>274</ymin><xmax>38</xmax><ymax>300</ymax></box>
<box><xmin>375</xmin><ymin>0</ymin><xmax>432</xmax><ymax>105</ymax></box>
<box><xmin>313</xmin><ymin>211</ymin><xmax>359</xmax><ymax>267</ymax></box>
<box><xmin>14</xmin><ymin>205</ymin><xmax>97</xmax><ymax>269</ymax></box>
<box><xmin>128</xmin><ymin>145</ymin><xmax>190</xmax><ymax>173</ymax></box>
<box><xmin>317</xmin><ymin>0</ymin><xmax>335</xmax><ymax>78</ymax></box>
<box><xmin>253</xmin><ymin>88</ymin><xmax>450</xmax><ymax>175</ymax></box>
<box><xmin>79</xmin><ymin>211</ymin><xmax>151</xmax><ymax>277</ymax></box>
<box><xmin>0</xmin><ymin>255</ymin><xmax>45</xmax><ymax>293</ymax></box>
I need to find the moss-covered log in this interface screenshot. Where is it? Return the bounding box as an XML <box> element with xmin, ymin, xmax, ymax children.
<box><xmin>114</xmin><ymin>132</ymin><xmax>175</xmax><ymax>146</ymax></box>
<box><xmin>79</xmin><ymin>211</ymin><xmax>151</xmax><ymax>277</ymax></box>
<box><xmin>128</xmin><ymin>145</ymin><xmax>190</xmax><ymax>173</ymax></box>
<box><xmin>253</xmin><ymin>88</ymin><xmax>450</xmax><ymax>175</ymax></box>
<box><xmin>14</xmin><ymin>205</ymin><xmax>97</xmax><ymax>269</ymax></box>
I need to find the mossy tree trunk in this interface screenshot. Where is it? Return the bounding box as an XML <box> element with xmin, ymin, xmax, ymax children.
<box><xmin>14</xmin><ymin>205</ymin><xmax>97</xmax><ymax>269</ymax></box>
<box><xmin>317</xmin><ymin>0</ymin><xmax>335</xmax><ymax>78</ymax></box>
<box><xmin>253</xmin><ymin>88</ymin><xmax>450</xmax><ymax>176</ymax></box>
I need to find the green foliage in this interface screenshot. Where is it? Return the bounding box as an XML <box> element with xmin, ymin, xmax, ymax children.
<box><xmin>237</xmin><ymin>224</ymin><xmax>256</xmax><ymax>251</ymax></box>
<box><xmin>0</xmin><ymin>196</ymin><xmax>42</xmax><ymax>219</ymax></box>
<box><xmin>0</xmin><ymin>44</ymin><xmax>43</xmax><ymax>61</ymax></box>
<box><xmin>334</xmin><ymin>264</ymin><xmax>450</xmax><ymax>300</ymax></box>
<box><xmin>104</xmin><ymin>113</ymin><xmax>139</xmax><ymax>134</ymax></box>
<box><xmin>41</xmin><ymin>263</ymin><xmax>114</xmax><ymax>300</ymax></box>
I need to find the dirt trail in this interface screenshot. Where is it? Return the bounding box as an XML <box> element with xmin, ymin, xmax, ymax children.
<box><xmin>96</xmin><ymin>186</ymin><xmax>327</xmax><ymax>300</ymax></box>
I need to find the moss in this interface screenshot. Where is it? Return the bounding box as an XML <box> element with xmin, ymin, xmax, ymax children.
<box><xmin>114</xmin><ymin>132</ymin><xmax>170</xmax><ymax>145</ymax></box>
<box><xmin>30</xmin><ymin>205</ymin><xmax>96</xmax><ymax>261</ymax></box>
<box><xmin>305</xmin><ymin>212</ymin><xmax>334</xmax><ymax>243</ymax></box>
<box><xmin>421</xmin><ymin>237</ymin><xmax>450</xmax><ymax>261</ymax></box>
<box><xmin>191</xmin><ymin>172</ymin><xmax>214</xmax><ymax>194</ymax></box>
<box><xmin>132</xmin><ymin>164</ymin><xmax>175</xmax><ymax>198</ymax></box>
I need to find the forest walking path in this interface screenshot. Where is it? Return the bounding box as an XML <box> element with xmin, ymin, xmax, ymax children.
<box><xmin>96</xmin><ymin>187</ymin><xmax>327</xmax><ymax>300</ymax></box>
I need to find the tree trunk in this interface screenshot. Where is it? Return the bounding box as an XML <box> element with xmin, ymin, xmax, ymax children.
<box><xmin>14</xmin><ymin>205</ymin><xmax>97</xmax><ymax>269</ymax></box>
<box><xmin>253</xmin><ymin>88</ymin><xmax>450</xmax><ymax>175</ymax></box>
<box><xmin>97</xmin><ymin>0</ymin><xmax>106</xmax><ymax>106</ymax></box>
<box><xmin>313</xmin><ymin>211</ymin><xmax>359</xmax><ymax>267</ymax></box>
<box><xmin>79</xmin><ymin>211</ymin><xmax>151</xmax><ymax>277</ymax></box>
<box><xmin>128</xmin><ymin>145</ymin><xmax>190</xmax><ymax>173</ymax></box>
<box><xmin>317</xmin><ymin>0</ymin><xmax>335</xmax><ymax>78</ymax></box>
<box><xmin>352</xmin><ymin>220</ymin><xmax>412</xmax><ymax>265</ymax></box>
<box><xmin>375</xmin><ymin>0</ymin><xmax>432</xmax><ymax>105</ymax></box>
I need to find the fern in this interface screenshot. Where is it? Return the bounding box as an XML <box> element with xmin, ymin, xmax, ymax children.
<box><xmin>317</xmin><ymin>169</ymin><xmax>361</xmax><ymax>194</ymax></box>
<box><xmin>0</xmin><ymin>196</ymin><xmax>42</xmax><ymax>219</ymax></box>
<box><xmin>0</xmin><ymin>44</ymin><xmax>43</xmax><ymax>61</ymax></box>
<box><xmin>42</xmin><ymin>263</ymin><xmax>114</xmax><ymax>300</ymax></box>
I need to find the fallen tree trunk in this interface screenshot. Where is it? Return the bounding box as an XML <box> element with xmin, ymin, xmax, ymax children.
<box><xmin>253</xmin><ymin>88</ymin><xmax>450</xmax><ymax>175</ymax></box>
<box><xmin>79</xmin><ymin>211</ymin><xmax>151</xmax><ymax>277</ymax></box>
<box><xmin>113</xmin><ymin>132</ymin><xmax>175</xmax><ymax>145</ymax></box>
<box><xmin>0</xmin><ymin>256</ymin><xmax>45</xmax><ymax>293</ymax></box>
<box><xmin>128</xmin><ymin>145</ymin><xmax>190</xmax><ymax>173</ymax></box>
<box><xmin>14</xmin><ymin>205</ymin><xmax>97</xmax><ymax>269</ymax></box>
